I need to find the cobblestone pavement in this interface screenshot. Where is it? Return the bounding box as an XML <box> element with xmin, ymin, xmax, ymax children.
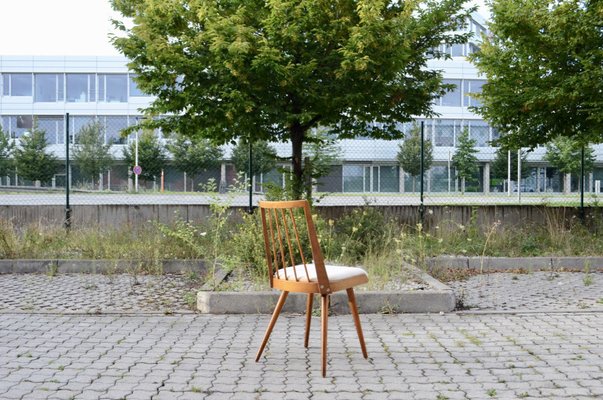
<box><xmin>1</xmin><ymin>271</ymin><xmax>602</xmax><ymax>399</ymax></box>
<box><xmin>0</xmin><ymin>312</ymin><xmax>602</xmax><ymax>399</ymax></box>
<box><xmin>1</xmin><ymin>271</ymin><xmax>601</xmax><ymax>314</ymax></box>
<box><xmin>0</xmin><ymin>274</ymin><xmax>200</xmax><ymax>314</ymax></box>
<box><xmin>447</xmin><ymin>271</ymin><xmax>603</xmax><ymax>311</ymax></box>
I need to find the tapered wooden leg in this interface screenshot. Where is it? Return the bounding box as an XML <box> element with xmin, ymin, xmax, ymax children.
<box><xmin>304</xmin><ymin>294</ymin><xmax>314</xmax><ymax>348</ymax></box>
<box><xmin>321</xmin><ymin>294</ymin><xmax>329</xmax><ymax>377</ymax></box>
<box><xmin>346</xmin><ymin>288</ymin><xmax>368</xmax><ymax>359</ymax></box>
<box><xmin>255</xmin><ymin>291</ymin><xmax>289</xmax><ymax>362</ymax></box>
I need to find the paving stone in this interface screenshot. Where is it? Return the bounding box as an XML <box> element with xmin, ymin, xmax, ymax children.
<box><xmin>1</xmin><ymin>272</ymin><xmax>603</xmax><ymax>399</ymax></box>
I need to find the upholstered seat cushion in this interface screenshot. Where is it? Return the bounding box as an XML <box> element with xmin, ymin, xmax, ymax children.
<box><xmin>275</xmin><ymin>264</ymin><xmax>367</xmax><ymax>283</ymax></box>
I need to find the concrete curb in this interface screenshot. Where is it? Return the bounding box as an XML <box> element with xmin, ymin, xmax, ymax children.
<box><xmin>197</xmin><ymin>263</ymin><xmax>456</xmax><ymax>314</ymax></box>
<box><xmin>428</xmin><ymin>256</ymin><xmax>603</xmax><ymax>271</ymax></box>
<box><xmin>0</xmin><ymin>259</ymin><xmax>206</xmax><ymax>275</ymax></box>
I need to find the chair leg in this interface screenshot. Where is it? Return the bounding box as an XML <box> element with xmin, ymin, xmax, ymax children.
<box><xmin>255</xmin><ymin>291</ymin><xmax>289</xmax><ymax>362</ymax></box>
<box><xmin>304</xmin><ymin>293</ymin><xmax>313</xmax><ymax>348</ymax></box>
<box><xmin>346</xmin><ymin>288</ymin><xmax>368</xmax><ymax>359</ymax></box>
<box><xmin>321</xmin><ymin>294</ymin><xmax>329</xmax><ymax>377</ymax></box>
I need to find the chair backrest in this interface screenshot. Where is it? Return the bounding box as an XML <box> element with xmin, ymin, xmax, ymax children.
<box><xmin>259</xmin><ymin>200</ymin><xmax>330</xmax><ymax>294</ymax></box>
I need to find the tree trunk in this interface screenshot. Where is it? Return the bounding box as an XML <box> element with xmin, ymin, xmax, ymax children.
<box><xmin>461</xmin><ymin>176</ymin><xmax>465</xmax><ymax>194</ymax></box>
<box><xmin>290</xmin><ymin>122</ymin><xmax>305</xmax><ymax>200</ymax></box>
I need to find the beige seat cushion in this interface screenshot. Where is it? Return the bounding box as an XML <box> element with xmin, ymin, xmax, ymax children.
<box><xmin>275</xmin><ymin>264</ymin><xmax>367</xmax><ymax>283</ymax></box>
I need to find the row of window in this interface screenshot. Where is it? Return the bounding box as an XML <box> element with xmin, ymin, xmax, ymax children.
<box><xmin>1</xmin><ymin>115</ymin><xmax>141</xmax><ymax>144</ymax></box>
<box><xmin>1</xmin><ymin>73</ymin><xmax>149</xmax><ymax>102</ymax></box>
<box><xmin>430</xmin><ymin>42</ymin><xmax>481</xmax><ymax>58</ymax></box>
<box><xmin>427</xmin><ymin>119</ymin><xmax>499</xmax><ymax>147</ymax></box>
<box><xmin>436</xmin><ymin>79</ymin><xmax>485</xmax><ymax>108</ymax></box>
<box><xmin>2</xmin><ymin>113</ymin><xmax>497</xmax><ymax>148</ymax></box>
<box><xmin>1</xmin><ymin>72</ymin><xmax>483</xmax><ymax>108</ymax></box>
<box><xmin>366</xmin><ymin>118</ymin><xmax>497</xmax><ymax>147</ymax></box>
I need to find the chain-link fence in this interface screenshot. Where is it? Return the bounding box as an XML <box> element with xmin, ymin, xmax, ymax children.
<box><xmin>1</xmin><ymin>113</ymin><xmax>603</xmax><ymax>228</ymax></box>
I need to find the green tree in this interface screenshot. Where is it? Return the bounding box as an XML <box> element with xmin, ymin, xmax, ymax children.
<box><xmin>72</xmin><ymin>121</ymin><xmax>114</xmax><ymax>190</ymax></box>
<box><xmin>452</xmin><ymin>128</ymin><xmax>479</xmax><ymax>193</ymax></box>
<box><xmin>111</xmin><ymin>0</ymin><xmax>471</xmax><ymax>199</ymax></box>
<box><xmin>397</xmin><ymin>124</ymin><xmax>433</xmax><ymax>192</ymax></box>
<box><xmin>545</xmin><ymin>137</ymin><xmax>595</xmax><ymax>175</ymax></box>
<box><xmin>231</xmin><ymin>140</ymin><xmax>277</xmax><ymax>178</ymax></box>
<box><xmin>168</xmin><ymin>134</ymin><xmax>223</xmax><ymax>191</ymax></box>
<box><xmin>0</xmin><ymin>128</ymin><xmax>15</xmax><ymax>180</ymax></box>
<box><xmin>471</xmin><ymin>0</ymin><xmax>603</xmax><ymax>148</ymax></box>
<box><xmin>123</xmin><ymin>130</ymin><xmax>167</xmax><ymax>184</ymax></box>
<box><xmin>545</xmin><ymin>136</ymin><xmax>595</xmax><ymax>193</ymax></box>
<box><xmin>14</xmin><ymin>123</ymin><xmax>58</xmax><ymax>185</ymax></box>
<box><xmin>490</xmin><ymin>147</ymin><xmax>529</xmax><ymax>189</ymax></box>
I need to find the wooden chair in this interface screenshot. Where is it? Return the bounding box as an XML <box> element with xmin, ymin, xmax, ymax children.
<box><xmin>255</xmin><ymin>200</ymin><xmax>369</xmax><ymax>377</ymax></box>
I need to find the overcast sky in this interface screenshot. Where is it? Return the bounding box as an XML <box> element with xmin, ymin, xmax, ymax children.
<box><xmin>0</xmin><ymin>0</ymin><xmax>489</xmax><ymax>57</ymax></box>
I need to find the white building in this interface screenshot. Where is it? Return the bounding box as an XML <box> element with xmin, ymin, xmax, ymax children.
<box><xmin>1</xmin><ymin>14</ymin><xmax>602</xmax><ymax>194</ymax></box>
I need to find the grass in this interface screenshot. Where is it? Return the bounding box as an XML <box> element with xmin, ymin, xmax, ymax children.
<box><xmin>1</xmin><ymin>204</ymin><xmax>602</xmax><ymax>286</ymax></box>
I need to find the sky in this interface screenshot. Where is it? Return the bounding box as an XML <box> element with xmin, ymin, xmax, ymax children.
<box><xmin>0</xmin><ymin>0</ymin><xmax>490</xmax><ymax>57</ymax></box>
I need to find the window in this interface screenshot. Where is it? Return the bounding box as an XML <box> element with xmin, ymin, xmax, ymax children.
<box><xmin>439</xmin><ymin>79</ymin><xmax>462</xmax><ymax>106</ymax></box>
<box><xmin>434</xmin><ymin>119</ymin><xmax>458</xmax><ymax>147</ymax></box>
<box><xmin>66</xmin><ymin>74</ymin><xmax>95</xmax><ymax>102</ymax></box>
<box><xmin>129</xmin><ymin>75</ymin><xmax>148</xmax><ymax>97</ymax></box>
<box><xmin>380</xmin><ymin>166</ymin><xmax>399</xmax><ymax>192</ymax></box>
<box><xmin>34</xmin><ymin>74</ymin><xmax>64</xmax><ymax>102</ymax></box>
<box><xmin>343</xmin><ymin>165</ymin><xmax>364</xmax><ymax>192</ymax></box>
<box><xmin>464</xmin><ymin>80</ymin><xmax>485</xmax><ymax>107</ymax></box>
<box><xmin>104</xmin><ymin>116</ymin><xmax>129</xmax><ymax>144</ymax></box>
<box><xmin>2</xmin><ymin>115</ymin><xmax>33</xmax><ymax>138</ymax></box>
<box><xmin>450</xmin><ymin>43</ymin><xmax>464</xmax><ymax>57</ymax></box>
<box><xmin>414</xmin><ymin>119</ymin><xmax>434</xmax><ymax>144</ymax></box>
<box><xmin>69</xmin><ymin>116</ymin><xmax>96</xmax><ymax>143</ymax></box>
<box><xmin>3</xmin><ymin>74</ymin><xmax>32</xmax><ymax>96</ymax></box>
<box><xmin>38</xmin><ymin>116</ymin><xmax>64</xmax><ymax>144</ymax></box>
<box><xmin>98</xmin><ymin>74</ymin><xmax>127</xmax><ymax>102</ymax></box>
<box><xmin>467</xmin><ymin>120</ymin><xmax>490</xmax><ymax>147</ymax></box>
<box><xmin>364</xmin><ymin>166</ymin><xmax>379</xmax><ymax>192</ymax></box>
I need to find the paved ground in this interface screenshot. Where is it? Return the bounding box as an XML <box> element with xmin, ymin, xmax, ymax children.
<box><xmin>0</xmin><ymin>274</ymin><xmax>199</xmax><ymax>314</ymax></box>
<box><xmin>0</xmin><ymin>271</ymin><xmax>601</xmax><ymax>314</ymax></box>
<box><xmin>447</xmin><ymin>271</ymin><xmax>603</xmax><ymax>312</ymax></box>
<box><xmin>0</xmin><ymin>271</ymin><xmax>602</xmax><ymax>399</ymax></box>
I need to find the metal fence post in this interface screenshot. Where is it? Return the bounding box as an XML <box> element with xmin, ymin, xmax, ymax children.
<box><xmin>419</xmin><ymin>121</ymin><xmax>425</xmax><ymax>225</ymax></box>
<box><xmin>248</xmin><ymin>139</ymin><xmax>253</xmax><ymax>214</ymax></box>
<box><xmin>581</xmin><ymin>145</ymin><xmax>585</xmax><ymax>223</ymax></box>
<box><xmin>64</xmin><ymin>113</ymin><xmax>71</xmax><ymax>230</ymax></box>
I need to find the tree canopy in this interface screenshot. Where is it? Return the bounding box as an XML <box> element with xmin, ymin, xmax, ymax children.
<box><xmin>231</xmin><ymin>140</ymin><xmax>277</xmax><ymax>177</ymax></box>
<box><xmin>111</xmin><ymin>0</ymin><xmax>471</xmax><ymax>198</ymax></box>
<box><xmin>544</xmin><ymin>136</ymin><xmax>595</xmax><ymax>175</ymax></box>
<box><xmin>471</xmin><ymin>0</ymin><xmax>603</xmax><ymax>148</ymax></box>
<box><xmin>168</xmin><ymin>134</ymin><xmax>223</xmax><ymax>183</ymax></box>
<box><xmin>452</xmin><ymin>128</ymin><xmax>478</xmax><ymax>193</ymax></box>
<box><xmin>490</xmin><ymin>147</ymin><xmax>529</xmax><ymax>182</ymax></box>
<box><xmin>397</xmin><ymin>124</ymin><xmax>433</xmax><ymax>192</ymax></box>
<box><xmin>72</xmin><ymin>121</ymin><xmax>114</xmax><ymax>189</ymax></box>
<box><xmin>0</xmin><ymin>128</ymin><xmax>14</xmax><ymax>178</ymax></box>
<box><xmin>123</xmin><ymin>131</ymin><xmax>167</xmax><ymax>183</ymax></box>
<box><xmin>14</xmin><ymin>123</ymin><xmax>58</xmax><ymax>184</ymax></box>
